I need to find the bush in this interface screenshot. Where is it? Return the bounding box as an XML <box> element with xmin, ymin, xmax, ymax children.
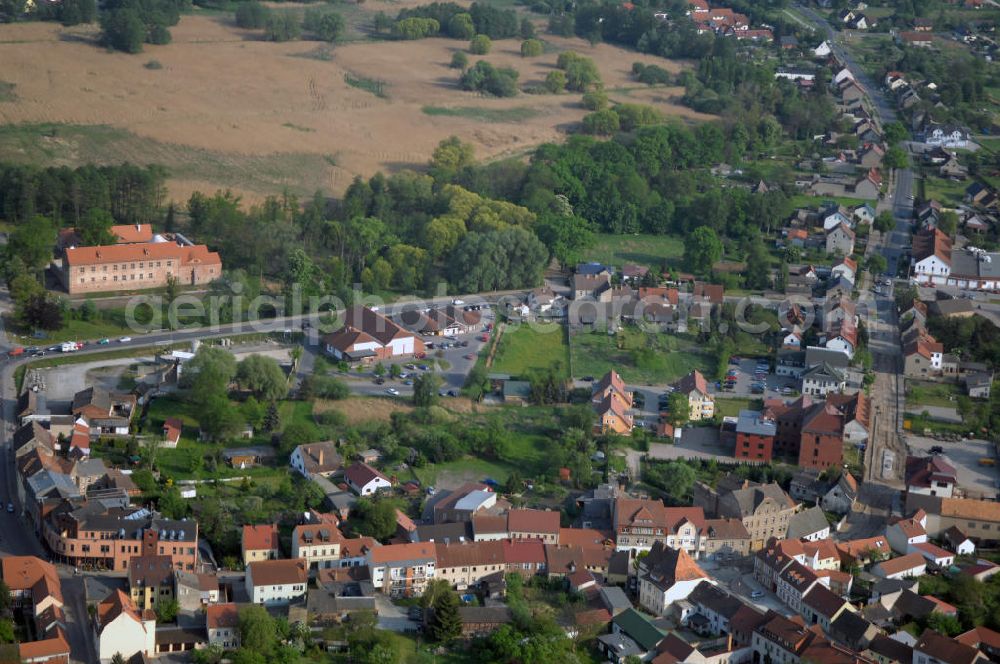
<box><xmin>632</xmin><ymin>62</ymin><xmax>672</xmax><ymax>85</ymax></box>
<box><xmin>543</xmin><ymin>70</ymin><xmax>566</xmax><ymax>93</ymax></box>
<box><xmin>581</xmin><ymin>90</ymin><xmax>607</xmax><ymax>110</ymax></box>
<box><xmin>520</xmin><ymin>38</ymin><xmax>543</xmax><ymax>57</ymax></box>
<box><xmin>235</xmin><ymin>1</ymin><xmax>268</xmax><ymax>29</ymax></box>
<box><xmin>392</xmin><ymin>17</ymin><xmax>439</xmax><ymax>39</ymax></box>
<box><xmin>148</xmin><ymin>22</ymin><xmax>171</xmax><ymax>44</ymax></box>
<box><xmin>556</xmin><ymin>51</ymin><xmax>601</xmax><ymax>91</ymax></box>
<box><xmin>450</xmin><ymin>51</ymin><xmax>469</xmax><ymax>69</ymax></box>
<box><xmin>459</xmin><ymin>60</ymin><xmax>518</xmax><ymax>97</ymax></box>
<box><xmin>614</xmin><ymin>103</ymin><xmax>663</xmax><ymax>131</ymax></box>
<box><xmin>582</xmin><ymin>109</ymin><xmax>620</xmax><ymax>135</ymax></box>
<box><xmin>144</xmin><ymin>59</ymin><xmax>162</xmax><ymax>70</ymax></box>
<box><xmin>303</xmin><ymin>9</ymin><xmax>345</xmax><ymax>42</ymax></box>
<box><xmin>265</xmin><ymin>12</ymin><xmax>301</xmax><ymax>41</ymax></box>
<box><xmin>469</xmin><ymin>34</ymin><xmax>492</xmax><ymax>54</ymax></box>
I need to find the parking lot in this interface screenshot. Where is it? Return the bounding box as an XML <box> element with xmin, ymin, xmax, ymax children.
<box><xmin>907</xmin><ymin>434</ymin><xmax>1000</xmax><ymax>499</ymax></box>
<box><xmin>715</xmin><ymin>357</ymin><xmax>800</xmax><ymax>400</ymax></box>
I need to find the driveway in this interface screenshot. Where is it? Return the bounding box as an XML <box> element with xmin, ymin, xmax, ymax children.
<box><xmin>374</xmin><ymin>595</ymin><xmax>421</xmax><ymax>633</ymax></box>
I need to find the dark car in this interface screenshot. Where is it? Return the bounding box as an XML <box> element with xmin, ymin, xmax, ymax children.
<box><xmin>374</xmin><ymin>377</ymin><xmax>385</xmax><ymax>385</ymax></box>
<box><xmin>930</xmin><ymin>445</ymin><xmax>944</xmax><ymax>455</ymax></box>
<box><xmin>582</xmin><ymin>376</ymin><xmax>594</xmax><ymax>382</ymax></box>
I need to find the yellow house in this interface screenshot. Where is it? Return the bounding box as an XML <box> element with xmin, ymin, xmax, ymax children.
<box><xmin>127</xmin><ymin>554</ymin><xmax>175</xmax><ymax>611</ymax></box>
<box><xmin>676</xmin><ymin>370</ymin><xmax>714</xmax><ymax>421</ymax></box>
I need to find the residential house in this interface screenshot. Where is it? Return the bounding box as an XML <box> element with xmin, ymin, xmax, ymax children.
<box><xmin>831</xmin><ymin>257</ymin><xmax>858</xmax><ymax>284</ymax></box>
<box><xmin>345</xmin><ymin>462</ymin><xmax>392</xmax><ymax>496</ymax></box>
<box><xmin>242</xmin><ymin>524</ymin><xmax>280</xmax><ymax>566</ymax></box>
<box><xmin>904</xmin><ymin>333</ymin><xmax>944</xmax><ymax>378</ymax></box>
<box><xmin>291</xmin><ymin>517</ymin><xmax>344</xmax><ymax>569</ymax></box>
<box><xmin>367</xmin><ymin>543</ymin><xmax>437</xmax><ymax>597</ymax></box>
<box><xmin>787</xmin><ymin>506</ymin><xmax>832</xmax><ymax>542</ymax></box>
<box><xmin>718</xmin><ymin>483</ymin><xmax>798</xmax><ymax>551</ymax></box>
<box><xmin>71</xmin><ymin>386</ymin><xmax>136</xmax><ymax>437</ymax></box>
<box><xmin>161</xmin><ymin>418</ymin><xmax>182</xmax><ymax>449</ymax></box>
<box><xmin>675</xmin><ymin>370</ymin><xmax>715</xmax><ymax>421</ymax></box>
<box><xmin>174</xmin><ymin>571</ymin><xmax>218</xmax><ymax>612</ymax></box>
<box><xmin>613</xmin><ymin>497</ymin><xmax>672</xmax><ymax>553</ymax></box>
<box><xmin>801</xmin><ymin>399</ymin><xmax>848</xmax><ymax>470</ymax></box>
<box><xmin>638</xmin><ymin>542</ymin><xmax>711</xmax><ymax>615</ymax></box>
<box><xmin>865</xmin><ymin>634</ymin><xmax>914</xmax><ymax>664</ymax></box>
<box><xmin>573</xmin><ymin>273</ymin><xmax>612</xmax><ymax>301</ymax></box>
<box><xmin>507</xmin><ymin>509</ymin><xmax>560</xmax><ymax>543</ymax></box>
<box><xmin>598</xmin><ymin>608</ymin><xmax>667</xmax><ymax>663</ymax></box>
<box><xmin>802</xmin><ymin>363</ymin><xmax>846</xmax><ymax>397</ymax></box>
<box><xmin>245</xmin><ymin>558</ymin><xmax>308</xmax><ymax>606</ymax></box>
<box><xmin>821</xmin><ymin>472</ymin><xmax>859</xmax><ymax>514</ymax></box>
<box><xmin>872</xmin><ymin>553</ymin><xmax>927</xmax><ymax>579</ymax></box>
<box><xmin>802</xmin><ymin>585</ymin><xmax>850</xmax><ymax>630</ymax></box>
<box><xmin>95</xmin><ymin>590</ymin><xmax>155</xmax><ymax>663</ymax></box>
<box><xmin>434</xmin><ymin>540</ymin><xmax>506</xmax><ymax>590</ymax></box>
<box><xmin>944</xmin><ymin>527</ymin><xmax>975</xmax><ymax>556</ymax></box>
<box><xmin>687</xmin><ymin>582</ymin><xmax>749</xmax><ymax>636</ymax></box>
<box><xmin>887</xmin><ymin>513</ymin><xmax>928</xmax><ymax>554</ymax></box>
<box><xmin>734</xmin><ymin>410</ymin><xmax>777</xmax><ymax>462</ymax></box>
<box><xmin>290</xmin><ymin>442</ymin><xmax>342</xmax><ymax>480</ymax></box>
<box><xmin>914</xmin><ymin>629</ymin><xmax>987</xmax><ymax>664</ymax></box>
<box><xmin>906</xmin><ymin>456</ymin><xmax>956</xmax><ymax>498</ymax></box>
<box><xmin>956</xmin><ymin>627</ymin><xmax>1000</xmax><ymax>662</ymax></box>
<box><xmin>593</xmin><ymin>370</ymin><xmax>634</xmax><ymax>435</ymax></box>
<box><xmin>205</xmin><ymin>603</ymin><xmax>240</xmax><ymax>651</ymax></box>
<box><xmin>825</xmin><ymin>319</ymin><xmax>857</xmax><ymax>358</ymax></box>
<box><xmin>912</xmin><ymin>229</ymin><xmax>952</xmax><ymax>285</ymax></box>
<box><xmin>775</xmin><ymin>560</ymin><xmax>821</xmax><ymax>613</ymax></box>
<box><xmin>965</xmin><ymin>372</ymin><xmax>993</xmax><ymax>400</ymax></box>
<box><xmin>127</xmin><ymin>555</ymin><xmax>175</xmax><ymax>612</ymax></box>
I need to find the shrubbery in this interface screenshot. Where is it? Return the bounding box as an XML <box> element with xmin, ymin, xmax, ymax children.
<box><xmin>392</xmin><ymin>16</ymin><xmax>439</xmax><ymax>39</ymax></box>
<box><xmin>459</xmin><ymin>60</ymin><xmax>518</xmax><ymax>97</ymax></box>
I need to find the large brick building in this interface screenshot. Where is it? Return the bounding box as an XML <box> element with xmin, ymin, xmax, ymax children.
<box><xmin>60</xmin><ymin>241</ymin><xmax>221</xmax><ymax>295</ymax></box>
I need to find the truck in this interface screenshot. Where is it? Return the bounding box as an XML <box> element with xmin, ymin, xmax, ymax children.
<box><xmin>60</xmin><ymin>342</ymin><xmax>81</xmax><ymax>353</ymax></box>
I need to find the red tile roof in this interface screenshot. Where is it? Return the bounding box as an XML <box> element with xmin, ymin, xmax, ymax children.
<box><xmin>247</xmin><ymin>558</ymin><xmax>308</xmax><ymax>586</ymax></box>
<box><xmin>508</xmin><ymin>509</ymin><xmax>560</xmax><ymax>535</ymax></box>
<box><xmin>97</xmin><ymin>590</ymin><xmax>142</xmax><ymax>630</ymax></box>
<box><xmin>345</xmin><ymin>462</ymin><xmax>390</xmax><ymax>489</ymax></box>
<box><xmin>242</xmin><ymin>524</ymin><xmax>279</xmax><ymax>552</ymax></box>
<box><xmin>205</xmin><ymin>603</ymin><xmax>239</xmax><ymax>630</ymax></box>
<box><xmin>65</xmin><ymin>242</ymin><xmax>220</xmax><ymax>267</ymax></box>
<box><xmin>912</xmin><ymin>228</ymin><xmax>952</xmax><ymax>265</ymax></box>
<box><xmin>112</xmin><ymin>224</ymin><xmax>154</xmax><ymax>244</ymax></box>
<box><xmin>368</xmin><ymin>542</ymin><xmax>435</xmax><ymax>564</ymax></box>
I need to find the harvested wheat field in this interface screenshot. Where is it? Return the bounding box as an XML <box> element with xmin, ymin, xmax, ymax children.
<box><xmin>0</xmin><ymin>11</ymin><xmax>711</xmax><ymax>201</ymax></box>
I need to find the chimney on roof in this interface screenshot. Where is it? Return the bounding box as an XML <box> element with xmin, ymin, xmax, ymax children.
<box><xmin>136</xmin><ymin>224</ymin><xmax>141</xmax><ymax>232</ymax></box>
<box><xmin>318</xmin><ymin>449</ymin><xmax>324</xmax><ymax>465</ymax></box>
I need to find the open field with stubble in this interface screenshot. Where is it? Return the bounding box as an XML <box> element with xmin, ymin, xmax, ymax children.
<box><xmin>0</xmin><ymin>8</ymin><xmax>711</xmax><ymax>201</ymax></box>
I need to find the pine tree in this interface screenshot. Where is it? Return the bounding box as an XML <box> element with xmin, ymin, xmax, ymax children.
<box><xmin>111</xmin><ymin>654</ymin><xmax>126</xmax><ymax>664</ymax></box>
<box><xmin>429</xmin><ymin>590</ymin><xmax>462</xmax><ymax>642</ymax></box>
<box><xmin>263</xmin><ymin>403</ymin><xmax>280</xmax><ymax>432</ymax></box>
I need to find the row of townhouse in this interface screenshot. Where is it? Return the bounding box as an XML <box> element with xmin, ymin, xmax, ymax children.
<box><xmin>1</xmin><ymin>556</ymin><xmax>71</xmax><ymax>664</ymax></box>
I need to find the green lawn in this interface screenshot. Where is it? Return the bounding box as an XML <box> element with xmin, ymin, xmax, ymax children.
<box><xmin>490</xmin><ymin>323</ymin><xmax>570</xmax><ymax>378</ymax></box>
<box><xmin>906</xmin><ymin>380</ymin><xmax>962</xmax><ymax>409</ymax></box>
<box><xmin>921</xmin><ymin>176</ymin><xmax>968</xmax><ymax>206</ymax></box>
<box><xmin>584</xmin><ymin>233</ymin><xmax>684</xmax><ymax>269</ymax></box>
<box><xmin>570</xmin><ymin>328</ymin><xmax>714</xmax><ymax>384</ymax></box>
<box><xmin>422</xmin><ymin>106</ymin><xmax>543</xmax><ymax>123</ymax></box>
<box><xmin>715</xmin><ymin>397</ymin><xmax>763</xmax><ymax>418</ymax></box>
<box><xmin>787</xmin><ymin>194</ymin><xmax>868</xmax><ymax>210</ymax></box>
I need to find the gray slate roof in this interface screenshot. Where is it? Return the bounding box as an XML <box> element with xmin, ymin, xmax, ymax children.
<box><xmin>786</xmin><ymin>506</ymin><xmax>830</xmax><ymax>539</ymax></box>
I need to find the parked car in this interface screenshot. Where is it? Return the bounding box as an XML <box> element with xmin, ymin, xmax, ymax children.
<box><xmin>374</xmin><ymin>377</ymin><xmax>385</xmax><ymax>385</ymax></box>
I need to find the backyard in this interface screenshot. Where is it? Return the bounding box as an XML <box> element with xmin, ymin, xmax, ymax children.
<box><xmin>570</xmin><ymin>327</ymin><xmax>714</xmax><ymax>384</ymax></box>
<box><xmin>489</xmin><ymin>323</ymin><xmax>570</xmax><ymax>378</ymax></box>
<box><xmin>583</xmin><ymin>233</ymin><xmax>684</xmax><ymax>269</ymax></box>
<box><xmin>906</xmin><ymin>380</ymin><xmax>962</xmax><ymax>409</ymax></box>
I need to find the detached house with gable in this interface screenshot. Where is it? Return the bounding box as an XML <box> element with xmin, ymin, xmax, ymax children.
<box><xmin>345</xmin><ymin>462</ymin><xmax>392</xmax><ymax>496</ymax></box>
<box><xmin>912</xmin><ymin>229</ymin><xmax>952</xmax><ymax>286</ymax></box>
<box><xmin>290</xmin><ymin>441</ymin><xmax>342</xmax><ymax>480</ymax></box>
<box><xmin>675</xmin><ymin>370</ymin><xmax>715</xmax><ymax>421</ymax></box>
<box><xmin>638</xmin><ymin>541</ymin><xmax>712</xmax><ymax>615</ymax></box>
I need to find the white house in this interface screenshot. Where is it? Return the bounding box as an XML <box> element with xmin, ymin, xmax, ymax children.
<box><xmin>944</xmin><ymin>527</ymin><xmax>975</xmax><ymax>556</ymax></box>
<box><xmin>290</xmin><ymin>442</ymin><xmax>341</xmax><ymax>480</ymax></box>
<box><xmin>823</xmin><ymin>208</ymin><xmax>853</xmax><ymax>231</ymax></box>
<box><xmin>886</xmin><ymin>513</ymin><xmax>928</xmax><ymax>554</ymax></box>
<box><xmin>853</xmin><ymin>204</ymin><xmax>875</xmax><ymax>225</ymax></box>
<box><xmin>813</xmin><ymin>41</ymin><xmax>832</xmax><ymax>57</ymax></box>
<box><xmin>95</xmin><ymin>590</ymin><xmax>155</xmax><ymax>663</ymax></box>
<box><xmin>781</xmin><ymin>328</ymin><xmax>804</xmax><ymax>348</ymax></box>
<box><xmin>912</xmin><ymin>229</ymin><xmax>952</xmax><ymax>285</ymax></box>
<box><xmin>345</xmin><ymin>462</ymin><xmax>392</xmax><ymax>496</ymax></box>
<box><xmin>206</xmin><ymin>603</ymin><xmax>240</xmax><ymax>651</ymax></box>
<box><xmin>638</xmin><ymin>542</ymin><xmax>713</xmax><ymax>615</ymax></box>
<box><xmin>802</xmin><ymin>363</ymin><xmax>846</xmax><ymax>397</ymax></box>
<box><xmin>245</xmin><ymin>559</ymin><xmax>308</xmax><ymax>606</ymax></box>
<box><xmin>831</xmin><ymin>257</ymin><xmax>858</xmax><ymax>284</ymax></box>
<box><xmin>833</xmin><ymin>68</ymin><xmax>856</xmax><ymax>86</ymax></box>
<box><xmin>872</xmin><ymin>553</ymin><xmax>927</xmax><ymax>579</ymax></box>
<box><xmin>911</xmin><ymin>542</ymin><xmax>955</xmax><ymax>567</ymax></box>
<box><xmin>774</xmin><ymin>560</ymin><xmax>823</xmax><ymax>614</ymax></box>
